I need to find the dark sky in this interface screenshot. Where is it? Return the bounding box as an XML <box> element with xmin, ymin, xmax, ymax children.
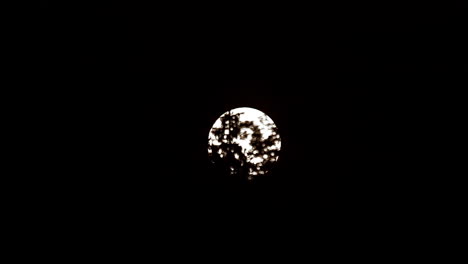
<box><xmin>41</xmin><ymin>2</ymin><xmax>464</xmax><ymax>234</ymax></box>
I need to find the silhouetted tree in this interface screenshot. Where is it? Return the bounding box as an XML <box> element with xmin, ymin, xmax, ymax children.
<box><xmin>208</xmin><ymin>110</ymin><xmax>280</xmax><ymax>181</ymax></box>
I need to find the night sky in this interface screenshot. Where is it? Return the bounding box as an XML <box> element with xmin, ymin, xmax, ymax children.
<box><xmin>40</xmin><ymin>2</ymin><xmax>464</xmax><ymax>240</ymax></box>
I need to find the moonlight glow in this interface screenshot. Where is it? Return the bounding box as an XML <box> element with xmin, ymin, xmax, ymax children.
<box><xmin>208</xmin><ymin>107</ymin><xmax>281</xmax><ymax>180</ymax></box>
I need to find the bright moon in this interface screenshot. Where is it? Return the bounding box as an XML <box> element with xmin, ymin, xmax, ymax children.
<box><xmin>208</xmin><ymin>107</ymin><xmax>281</xmax><ymax>180</ymax></box>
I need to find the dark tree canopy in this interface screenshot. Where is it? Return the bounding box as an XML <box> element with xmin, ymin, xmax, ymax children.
<box><xmin>208</xmin><ymin>109</ymin><xmax>281</xmax><ymax>180</ymax></box>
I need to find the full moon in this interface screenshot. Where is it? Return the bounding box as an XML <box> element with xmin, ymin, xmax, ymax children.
<box><xmin>208</xmin><ymin>107</ymin><xmax>281</xmax><ymax>180</ymax></box>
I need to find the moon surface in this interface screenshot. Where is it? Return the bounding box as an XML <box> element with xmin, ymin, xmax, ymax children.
<box><xmin>208</xmin><ymin>107</ymin><xmax>281</xmax><ymax>179</ymax></box>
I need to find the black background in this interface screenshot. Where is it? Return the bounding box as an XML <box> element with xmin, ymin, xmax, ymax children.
<box><xmin>36</xmin><ymin>1</ymin><xmax>465</xmax><ymax>251</ymax></box>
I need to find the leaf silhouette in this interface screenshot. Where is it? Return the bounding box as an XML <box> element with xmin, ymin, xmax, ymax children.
<box><xmin>208</xmin><ymin>108</ymin><xmax>281</xmax><ymax>180</ymax></box>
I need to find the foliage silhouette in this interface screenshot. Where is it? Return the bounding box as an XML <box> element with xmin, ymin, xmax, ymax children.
<box><xmin>208</xmin><ymin>109</ymin><xmax>280</xmax><ymax>181</ymax></box>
